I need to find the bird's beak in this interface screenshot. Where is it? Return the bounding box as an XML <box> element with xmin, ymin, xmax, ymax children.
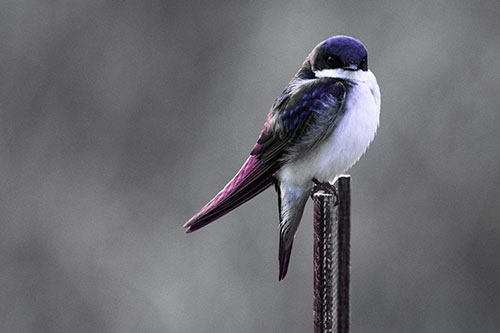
<box><xmin>343</xmin><ymin>63</ymin><xmax>358</xmax><ymax>71</ymax></box>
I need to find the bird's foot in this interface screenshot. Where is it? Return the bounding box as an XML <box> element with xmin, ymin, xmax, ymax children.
<box><xmin>311</xmin><ymin>178</ymin><xmax>339</xmax><ymax>205</ymax></box>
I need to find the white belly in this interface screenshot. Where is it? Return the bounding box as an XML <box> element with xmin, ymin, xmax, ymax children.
<box><xmin>278</xmin><ymin>70</ymin><xmax>380</xmax><ymax>186</ymax></box>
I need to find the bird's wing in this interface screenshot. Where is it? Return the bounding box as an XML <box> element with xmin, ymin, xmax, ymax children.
<box><xmin>184</xmin><ymin>154</ymin><xmax>276</xmax><ymax>232</ymax></box>
<box><xmin>184</xmin><ymin>78</ymin><xmax>346</xmax><ymax>234</ymax></box>
<box><xmin>251</xmin><ymin>78</ymin><xmax>347</xmax><ymax>163</ymax></box>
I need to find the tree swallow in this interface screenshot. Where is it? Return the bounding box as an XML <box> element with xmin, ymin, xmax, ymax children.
<box><xmin>184</xmin><ymin>35</ymin><xmax>381</xmax><ymax>280</ymax></box>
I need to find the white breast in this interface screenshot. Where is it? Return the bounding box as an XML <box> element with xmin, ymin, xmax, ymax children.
<box><xmin>278</xmin><ymin>69</ymin><xmax>381</xmax><ymax>186</ymax></box>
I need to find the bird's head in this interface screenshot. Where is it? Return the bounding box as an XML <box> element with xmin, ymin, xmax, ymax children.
<box><xmin>315</xmin><ymin>35</ymin><xmax>368</xmax><ymax>71</ymax></box>
<box><xmin>298</xmin><ymin>36</ymin><xmax>368</xmax><ymax>79</ymax></box>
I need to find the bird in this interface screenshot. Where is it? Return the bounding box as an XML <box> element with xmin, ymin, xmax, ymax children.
<box><xmin>184</xmin><ymin>35</ymin><xmax>381</xmax><ymax>280</ymax></box>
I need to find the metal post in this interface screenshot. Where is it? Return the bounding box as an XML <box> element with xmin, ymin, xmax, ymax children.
<box><xmin>313</xmin><ymin>175</ymin><xmax>350</xmax><ymax>333</ymax></box>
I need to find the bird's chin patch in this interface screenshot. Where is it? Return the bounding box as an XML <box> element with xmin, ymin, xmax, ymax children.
<box><xmin>314</xmin><ymin>68</ymin><xmax>353</xmax><ymax>78</ymax></box>
<box><xmin>314</xmin><ymin>68</ymin><xmax>373</xmax><ymax>83</ymax></box>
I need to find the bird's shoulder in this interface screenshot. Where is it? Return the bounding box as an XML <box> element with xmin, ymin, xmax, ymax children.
<box><xmin>250</xmin><ymin>77</ymin><xmax>347</xmax><ymax>160</ymax></box>
<box><xmin>273</xmin><ymin>77</ymin><xmax>347</xmax><ymax>135</ymax></box>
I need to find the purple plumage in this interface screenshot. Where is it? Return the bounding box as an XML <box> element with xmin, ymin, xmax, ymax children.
<box><xmin>183</xmin><ymin>155</ymin><xmax>276</xmax><ymax>233</ymax></box>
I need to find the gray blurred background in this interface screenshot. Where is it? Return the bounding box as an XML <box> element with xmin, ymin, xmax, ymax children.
<box><xmin>1</xmin><ymin>0</ymin><xmax>500</xmax><ymax>332</ymax></box>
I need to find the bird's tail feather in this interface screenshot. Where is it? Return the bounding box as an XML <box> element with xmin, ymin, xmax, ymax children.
<box><xmin>279</xmin><ymin>239</ymin><xmax>294</xmax><ymax>281</ymax></box>
<box><xmin>277</xmin><ymin>183</ymin><xmax>310</xmax><ymax>280</ymax></box>
<box><xmin>184</xmin><ymin>155</ymin><xmax>275</xmax><ymax>233</ymax></box>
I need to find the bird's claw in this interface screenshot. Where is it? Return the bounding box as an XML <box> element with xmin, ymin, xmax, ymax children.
<box><xmin>311</xmin><ymin>178</ymin><xmax>339</xmax><ymax>205</ymax></box>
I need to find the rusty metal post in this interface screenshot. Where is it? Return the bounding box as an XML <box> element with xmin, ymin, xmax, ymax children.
<box><xmin>313</xmin><ymin>175</ymin><xmax>350</xmax><ymax>333</ymax></box>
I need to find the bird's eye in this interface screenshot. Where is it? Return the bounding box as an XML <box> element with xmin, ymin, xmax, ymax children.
<box><xmin>326</xmin><ymin>55</ymin><xmax>342</xmax><ymax>68</ymax></box>
<box><xmin>360</xmin><ymin>56</ymin><xmax>367</xmax><ymax>69</ymax></box>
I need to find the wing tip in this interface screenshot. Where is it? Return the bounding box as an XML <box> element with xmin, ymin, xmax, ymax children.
<box><xmin>183</xmin><ymin>214</ymin><xmax>201</xmax><ymax>233</ymax></box>
<box><xmin>184</xmin><ymin>217</ymin><xmax>202</xmax><ymax>233</ymax></box>
<box><xmin>183</xmin><ymin>217</ymin><xmax>194</xmax><ymax>228</ymax></box>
